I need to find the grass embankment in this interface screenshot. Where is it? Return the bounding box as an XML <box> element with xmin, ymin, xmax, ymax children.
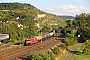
<box><xmin>57</xmin><ymin>51</ymin><xmax>68</xmax><ymax>60</ymax></box>
<box><xmin>71</xmin><ymin>43</ymin><xmax>90</xmax><ymax>60</ymax></box>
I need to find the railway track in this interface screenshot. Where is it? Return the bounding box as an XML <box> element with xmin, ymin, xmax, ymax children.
<box><xmin>0</xmin><ymin>36</ymin><xmax>62</xmax><ymax>60</ymax></box>
<box><xmin>18</xmin><ymin>37</ymin><xmax>61</xmax><ymax>60</ymax></box>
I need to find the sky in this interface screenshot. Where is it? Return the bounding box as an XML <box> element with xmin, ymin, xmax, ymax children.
<box><xmin>0</xmin><ymin>0</ymin><xmax>90</xmax><ymax>16</ymax></box>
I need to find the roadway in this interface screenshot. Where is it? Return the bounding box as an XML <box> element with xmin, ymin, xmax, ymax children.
<box><xmin>0</xmin><ymin>44</ymin><xmax>11</xmax><ymax>49</ymax></box>
<box><xmin>0</xmin><ymin>41</ymin><xmax>22</xmax><ymax>50</ymax></box>
<box><xmin>64</xmin><ymin>43</ymin><xmax>81</xmax><ymax>60</ymax></box>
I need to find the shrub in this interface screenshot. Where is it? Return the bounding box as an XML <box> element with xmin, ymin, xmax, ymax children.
<box><xmin>83</xmin><ymin>45</ymin><xmax>90</xmax><ymax>55</ymax></box>
<box><xmin>58</xmin><ymin>44</ymin><xmax>66</xmax><ymax>50</ymax></box>
<box><xmin>31</xmin><ymin>50</ymin><xmax>55</xmax><ymax>60</ymax></box>
<box><xmin>53</xmin><ymin>47</ymin><xmax>60</xmax><ymax>54</ymax></box>
<box><xmin>82</xmin><ymin>40</ymin><xmax>90</xmax><ymax>55</ymax></box>
<box><xmin>22</xmin><ymin>40</ymin><xmax>25</xmax><ymax>46</ymax></box>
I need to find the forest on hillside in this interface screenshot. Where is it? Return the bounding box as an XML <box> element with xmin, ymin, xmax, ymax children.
<box><xmin>0</xmin><ymin>3</ymin><xmax>66</xmax><ymax>43</ymax></box>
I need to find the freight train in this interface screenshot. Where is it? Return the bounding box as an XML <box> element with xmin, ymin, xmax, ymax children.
<box><xmin>25</xmin><ymin>30</ymin><xmax>55</xmax><ymax>45</ymax></box>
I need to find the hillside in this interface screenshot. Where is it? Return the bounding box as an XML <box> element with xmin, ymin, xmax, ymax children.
<box><xmin>0</xmin><ymin>2</ymin><xmax>66</xmax><ymax>42</ymax></box>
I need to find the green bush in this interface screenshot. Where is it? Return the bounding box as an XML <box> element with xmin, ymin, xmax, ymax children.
<box><xmin>64</xmin><ymin>38</ymin><xmax>71</xmax><ymax>46</ymax></box>
<box><xmin>82</xmin><ymin>40</ymin><xmax>90</xmax><ymax>55</ymax></box>
<box><xmin>53</xmin><ymin>47</ymin><xmax>60</xmax><ymax>54</ymax></box>
<box><xmin>83</xmin><ymin>45</ymin><xmax>90</xmax><ymax>55</ymax></box>
<box><xmin>58</xmin><ymin>44</ymin><xmax>66</xmax><ymax>50</ymax></box>
<box><xmin>22</xmin><ymin>40</ymin><xmax>25</xmax><ymax>46</ymax></box>
<box><xmin>64</xmin><ymin>37</ymin><xmax>77</xmax><ymax>46</ymax></box>
<box><xmin>31</xmin><ymin>52</ymin><xmax>42</xmax><ymax>60</ymax></box>
<box><xmin>31</xmin><ymin>50</ymin><xmax>55</xmax><ymax>60</ymax></box>
<box><xmin>65</xmin><ymin>31</ymin><xmax>78</xmax><ymax>46</ymax></box>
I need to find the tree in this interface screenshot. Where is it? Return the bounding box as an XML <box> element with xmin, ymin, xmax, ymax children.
<box><xmin>66</xmin><ymin>20</ymin><xmax>72</xmax><ymax>28</ymax></box>
<box><xmin>75</xmin><ymin>13</ymin><xmax>90</xmax><ymax>42</ymax></box>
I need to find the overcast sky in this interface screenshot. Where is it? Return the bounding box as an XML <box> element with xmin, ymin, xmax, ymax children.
<box><xmin>0</xmin><ymin>0</ymin><xmax>90</xmax><ymax>16</ymax></box>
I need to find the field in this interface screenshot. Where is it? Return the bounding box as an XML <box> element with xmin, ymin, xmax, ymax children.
<box><xmin>70</xmin><ymin>43</ymin><xmax>90</xmax><ymax>60</ymax></box>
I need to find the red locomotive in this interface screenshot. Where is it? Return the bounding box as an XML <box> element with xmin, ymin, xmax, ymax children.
<box><xmin>26</xmin><ymin>38</ymin><xmax>38</xmax><ymax>45</ymax></box>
